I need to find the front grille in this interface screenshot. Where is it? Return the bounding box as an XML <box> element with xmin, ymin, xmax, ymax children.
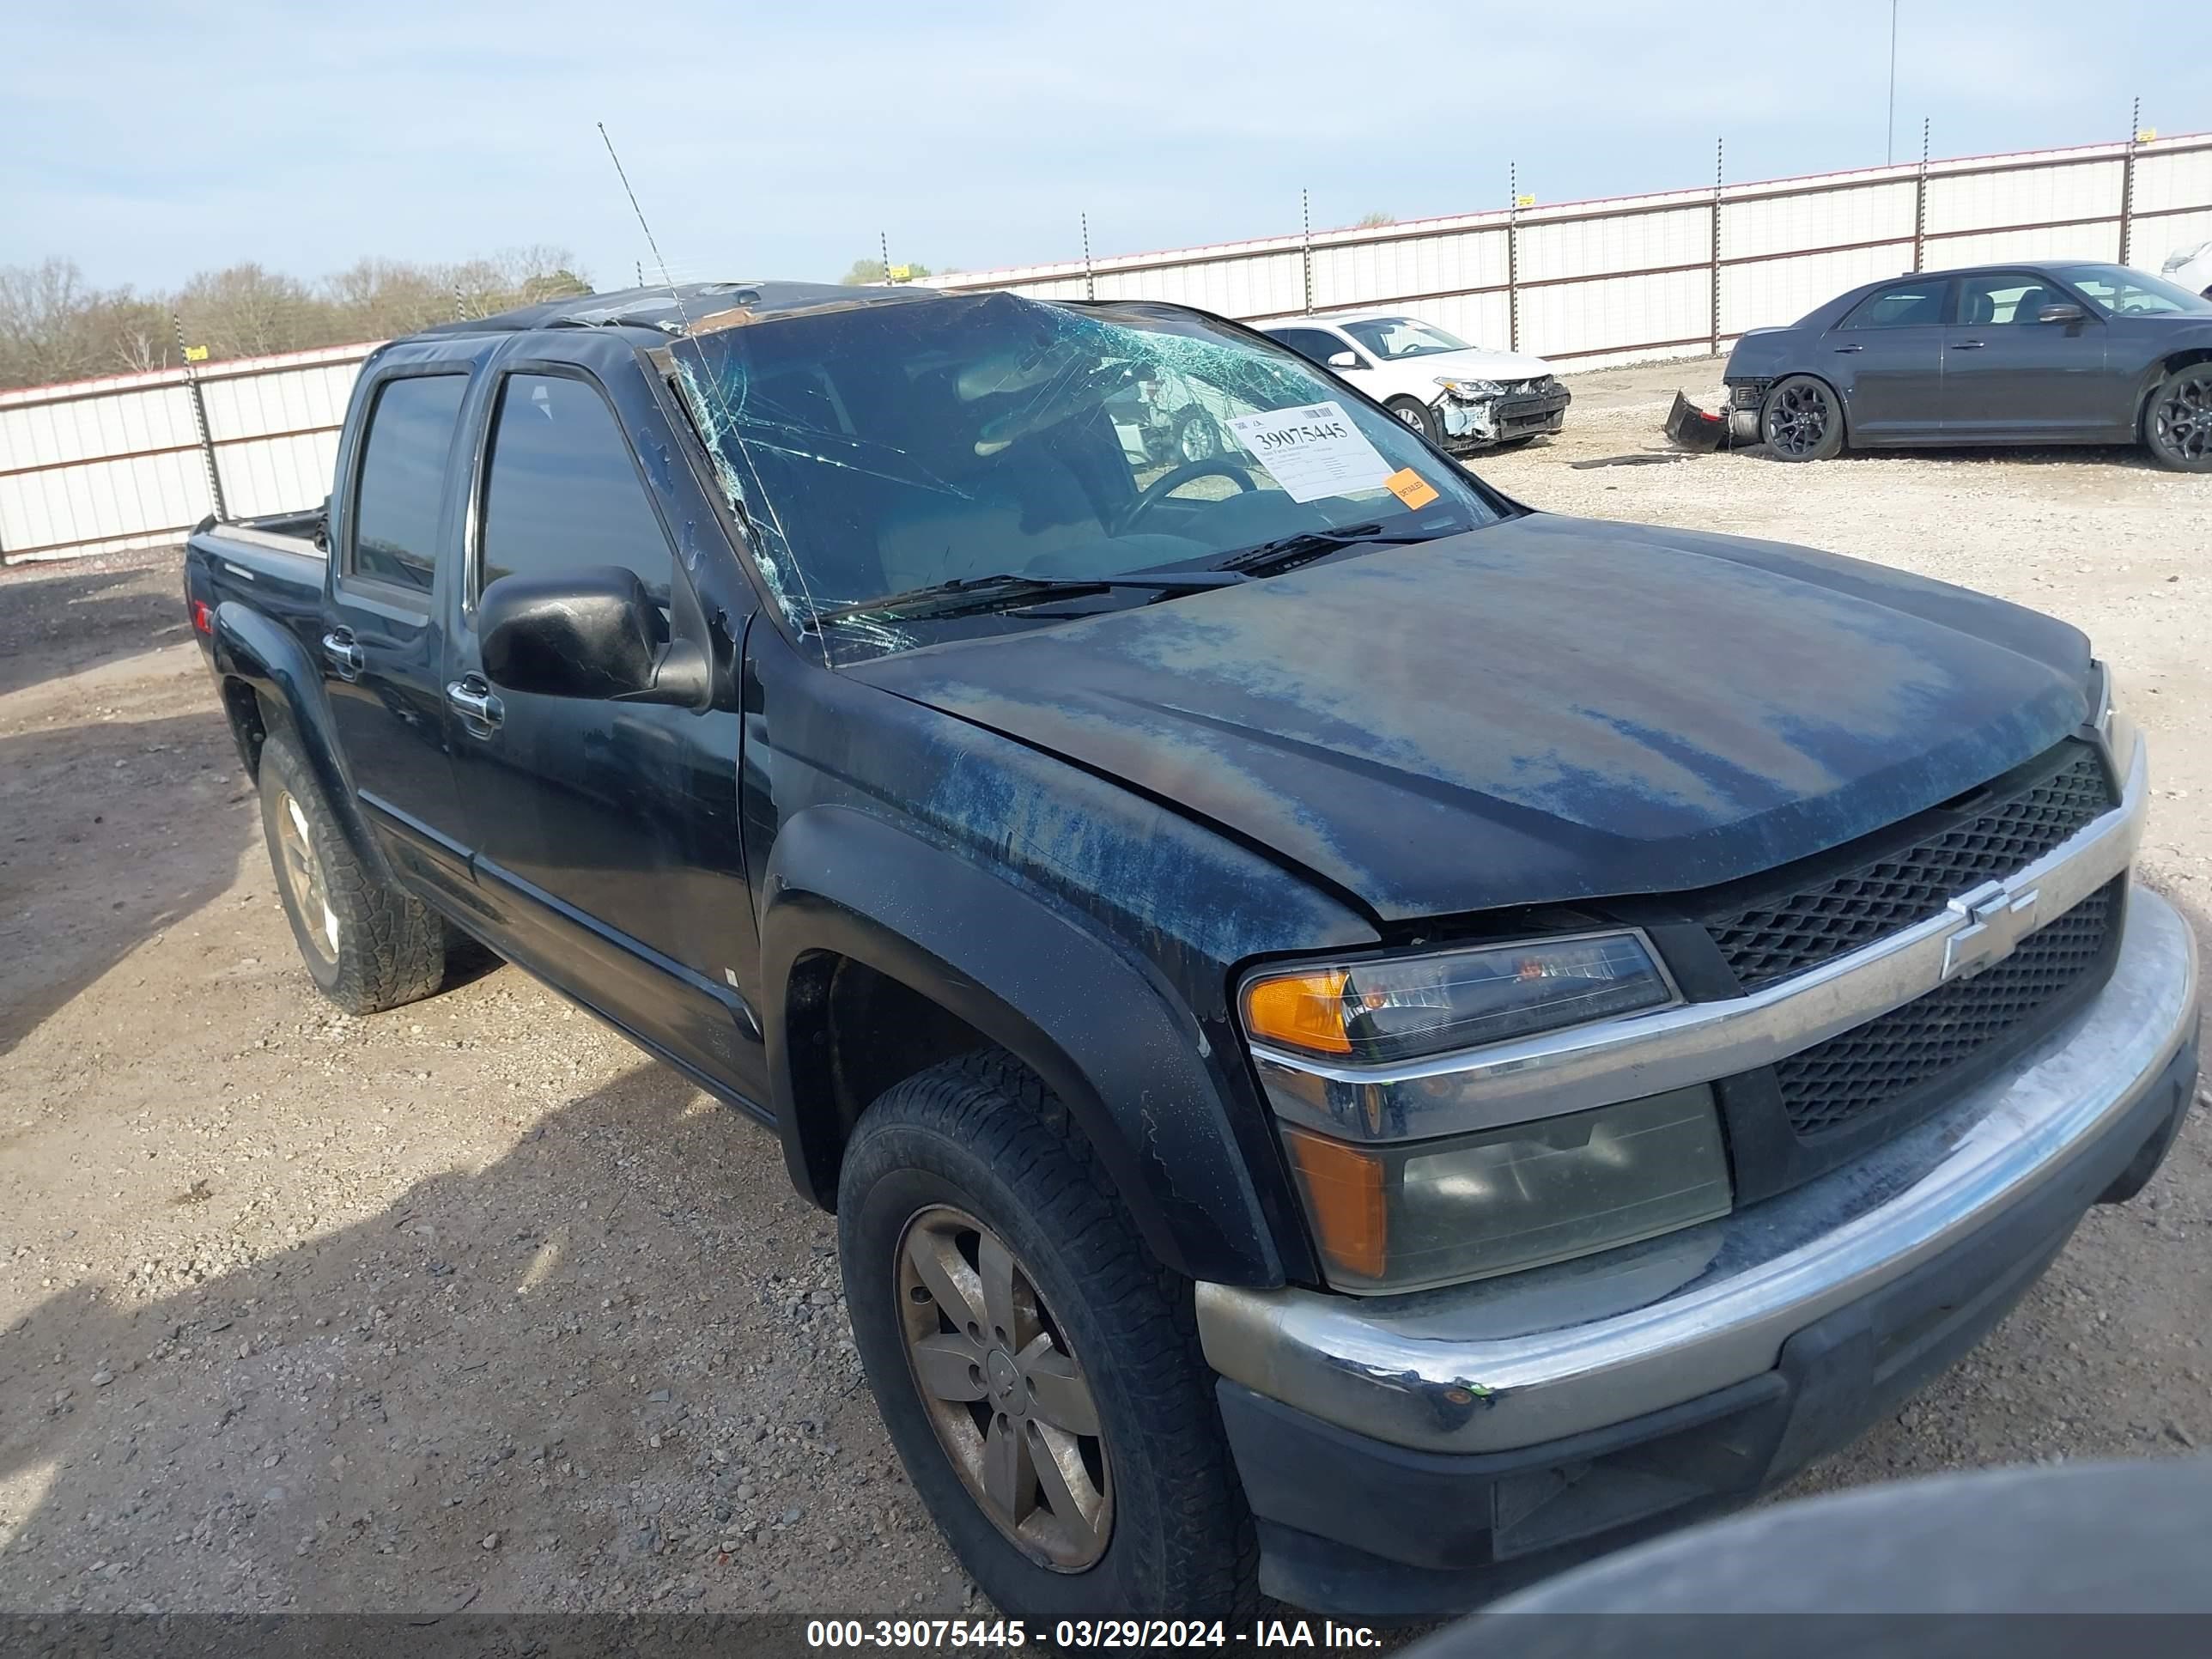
<box><xmin>1708</xmin><ymin>744</ymin><xmax>2116</xmax><ymax>991</ymax></box>
<box><xmin>1771</xmin><ymin>884</ymin><xmax>2121</xmax><ymax>1136</ymax></box>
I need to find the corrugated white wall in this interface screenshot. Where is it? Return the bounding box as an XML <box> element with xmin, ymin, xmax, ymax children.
<box><xmin>935</xmin><ymin>132</ymin><xmax>2212</xmax><ymax>374</ymax></box>
<box><xmin>0</xmin><ymin>341</ymin><xmax>372</xmax><ymax>563</ymax></box>
<box><xmin>5</xmin><ymin>132</ymin><xmax>2209</xmax><ymax>565</ymax></box>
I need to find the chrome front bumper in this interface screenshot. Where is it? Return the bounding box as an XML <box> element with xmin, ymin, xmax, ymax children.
<box><xmin>1198</xmin><ymin>883</ymin><xmax>2200</xmax><ymax>1454</ymax></box>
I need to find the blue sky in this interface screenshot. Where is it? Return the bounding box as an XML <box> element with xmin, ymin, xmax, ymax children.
<box><xmin>4</xmin><ymin>1</ymin><xmax>2202</xmax><ymax>294</ymax></box>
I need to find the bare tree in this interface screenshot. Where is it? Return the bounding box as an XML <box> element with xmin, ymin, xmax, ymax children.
<box><xmin>0</xmin><ymin>248</ymin><xmax>598</xmax><ymax>392</ymax></box>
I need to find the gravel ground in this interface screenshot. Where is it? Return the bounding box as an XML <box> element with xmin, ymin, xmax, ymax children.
<box><xmin>2</xmin><ymin>359</ymin><xmax>2209</xmax><ymax>1620</ymax></box>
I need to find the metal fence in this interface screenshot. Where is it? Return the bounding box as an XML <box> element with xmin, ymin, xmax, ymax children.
<box><xmin>0</xmin><ymin>340</ymin><xmax>371</xmax><ymax>563</ymax></box>
<box><xmin>931</xmin><ymin>127</ymin><xmax>2212</xmax><ymax>372</ymax></box>
<box><xmin>4</xmin><ymin>125</ymin><xmax>2209</xmax><ymax>566</ymax></box>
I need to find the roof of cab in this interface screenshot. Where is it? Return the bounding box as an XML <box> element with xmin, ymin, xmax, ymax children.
<box><xmin>404</xmin><ymin>280</ymin><xmax>940</xmax><ymax>343</ymax></box>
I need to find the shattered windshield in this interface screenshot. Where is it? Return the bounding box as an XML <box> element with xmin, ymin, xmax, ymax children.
<box><xmin>1338</xmin><ymin>317</ymin><xmax>1474</xmax><ymax>360</ymax></box>
<box><xmin>665</xmin><ymin>292</ymin><xmax>1503</xmax><ymax>659</ymax></box>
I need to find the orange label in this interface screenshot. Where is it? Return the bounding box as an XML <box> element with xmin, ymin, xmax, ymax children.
<box><xmin>1384</xmin><ymin>467</ymin><xmax>1440</xmax><ymax>510</ymax></box>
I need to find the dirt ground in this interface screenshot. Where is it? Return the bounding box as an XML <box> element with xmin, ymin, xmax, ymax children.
<box><xmin>3</xmin><ymin>357</ymin><xmax>2209</xmax><ymax>1620</ymax></box>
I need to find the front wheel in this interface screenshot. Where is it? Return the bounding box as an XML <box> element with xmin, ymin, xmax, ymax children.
<box><xmin>2143</xmin><ymin>362</ymin><xmax>2212</xmax><ymax>472</ymax></box>
<box><xmin>838</xmin><ymin>1052</ymin><xmax>1256</xmax><ymax>1621</ymax></box>
<box><xmin>258</xmin><ymin>731</ymin><xmax>448</xmax><ymax>1015</ymax></box>
<box><xmin>1761</xmin><ymin>374</ymin><xmax>1845</xmax><ymax>461</ymax></box>
<box><xmin>1385</xmin><ymin>396</ymin><xmax>1442</xmax><ymax>445</ymax></box>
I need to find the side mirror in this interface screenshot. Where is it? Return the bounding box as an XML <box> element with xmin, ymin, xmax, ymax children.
<box><xmin>2038</xmin><ymin>302</ymin><xmax>2087</xmax><ymax>324</ymax></box>
<box><xmin>479</xmin><ymin>565</ymin><xmax>709</xmax><ymax>708</ymax></box>
<box><xmin>1326</xmin><ymin>350</ymin><xmax>1360</xmax><ymax>369</ymax></box>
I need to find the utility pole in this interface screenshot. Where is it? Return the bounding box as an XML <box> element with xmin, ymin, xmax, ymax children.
<box><xmin>1886</xmin><ymin>0</ymin><xmax>1899</xmax><ymax>166</ymax></box>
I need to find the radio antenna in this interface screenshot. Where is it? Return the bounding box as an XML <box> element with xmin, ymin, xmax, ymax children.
<box><xmin>598</xmin><ymin>121</ymin><xmax>693</xmax><ymax>331</ymax></box>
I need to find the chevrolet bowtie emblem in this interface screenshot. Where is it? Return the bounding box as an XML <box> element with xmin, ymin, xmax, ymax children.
<box><xmin>1941</xmin><ymin>879</ymin><xmax>2042</xmax><ymax>981</ymax></box>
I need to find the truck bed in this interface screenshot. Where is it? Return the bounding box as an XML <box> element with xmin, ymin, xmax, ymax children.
<box><xmin>184</xmin><ymin>512</ymin><xmax>331</xmax><ymax>668</ymax></box>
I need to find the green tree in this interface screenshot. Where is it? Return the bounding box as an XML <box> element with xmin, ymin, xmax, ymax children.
<box><xmin>841</xmin><ymin>258</ymin><xmax>933</xmax><ymax>286</ymax></box>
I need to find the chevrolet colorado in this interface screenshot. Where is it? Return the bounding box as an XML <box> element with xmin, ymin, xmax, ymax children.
<box><xmin>185</xmin><ymin>280</ymin><xmax>2200</xmax><ymax>1620</ymax></box>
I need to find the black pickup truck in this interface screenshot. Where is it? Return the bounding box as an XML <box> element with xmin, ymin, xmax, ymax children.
<box><xmin>185</xmin><ymin>281</ymin><xmax>2200</xmax><ymax>1621</ymax></box>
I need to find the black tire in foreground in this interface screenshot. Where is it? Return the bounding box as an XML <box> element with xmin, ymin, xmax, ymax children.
<box><xmin>1761</xmin><ymin>374</ymin><xmax>1846</xmax><ymax>461</ymax></box>
<box><xmin>257</xmin><ymin>730</ymin><xmax>448</xmax><ymax>1015</ymax></box>
<box><xmin>1385</xmin><ymin>396</ymin><xmax>1443</xmax><ymax>446</ymax></box>
<box><xmin>838</xmin><ymin>1050</ymin><xmax>1258</xmax><ymax>1621</ymax></box>
<box><xmin>2143</xmin><ymin>362</ymin><xmax>2212</xmax><ymax>472</ymax></box>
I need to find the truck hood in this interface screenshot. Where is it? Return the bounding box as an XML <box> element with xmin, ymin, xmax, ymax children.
<box><xmin>852</xmin><ymin>514</ymin><xmax>2093</xmax><ymax>922</ymax></box>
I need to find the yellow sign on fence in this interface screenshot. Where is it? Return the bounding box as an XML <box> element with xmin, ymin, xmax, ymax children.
<box><xmin>183</xmin><ymin>344</ymin><xmax>210</xmax><ymax>363</ymax></box>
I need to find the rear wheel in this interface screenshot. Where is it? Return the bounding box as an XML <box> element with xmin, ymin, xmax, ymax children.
<box><xmin>1385</xmin><ymin>396</ymin><xmax>1442</xmax><ymax>445</ymax></box>
<box><xmin>1761</xmin><ymin>374</ymin><xmax>1845</xmax><ymax>461</ymax></box>
<box><xmin>1173</xmin><ymin>407</ymin><xmax>1222</xmax><ymax>463</ymax></box>
<box><xmin>2143</xmin><ymin>363</ymin><xmax>2212</xmax><ymax>472</ymax></box>
<box><xmin>258</xmin><ymin>731</ymin><xmax>447</xmax><ymax>1015</ymax></box>
<box><xmin>839</xmin><ymin>1051</ymin><xmax>1257</xmax><ymax>1620</ymax></box>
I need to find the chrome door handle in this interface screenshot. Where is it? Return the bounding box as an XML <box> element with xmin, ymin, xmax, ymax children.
<box><xmin>446</xmin><ymin>678</ymin><xmax>505</xmax><ymax>732</ymax></box>
<box><xmin>1953</xmin><ymin>339</ymin><xmax>1986</xmax><ymax>349</ymax></box>
<box><xmin>322</xmin><ymin>630</ymin><xmax>364</xmax><ymax>679</ymax></box>
<box><xmin>1832</xmin><ymin>343</ymin><xmax>1864</xmax><ymax>353</ymax></box>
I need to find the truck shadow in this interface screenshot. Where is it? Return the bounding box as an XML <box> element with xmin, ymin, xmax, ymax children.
<box><xmin>0</xmin><ymin>1060</ymin><xmax>890</xmax><ymax>1620</ymax></box>
<box><xmin>0</xmin><ymin>709</ymin><xmax>251</xmax><ymax>1061</ymax></box>
<box><xmin>0</xmin><ymin>556</ymin><xmax>195</xmax><ymax>702</ymax></box>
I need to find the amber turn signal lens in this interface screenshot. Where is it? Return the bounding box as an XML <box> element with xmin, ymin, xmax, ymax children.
<box><xmin>1281</xmin><ymin>1126</ymin><xmax>1387</xmax><ymax>1280</ymax></box>
<box><xmin>1243</xmin><ymin>970</ymin><xmax>1352</xmax><ymax>1054</ymax></box>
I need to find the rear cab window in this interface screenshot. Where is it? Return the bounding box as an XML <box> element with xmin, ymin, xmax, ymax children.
<box><xmin>348</xmin><ymin>374</ymin><xmax>470</xmax><ymax>596</ymax></box>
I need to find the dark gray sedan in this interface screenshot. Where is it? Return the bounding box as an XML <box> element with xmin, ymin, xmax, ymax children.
<box><xmin>1722</xmin><ymin>262</ymin><xmax>2212</xmax><ymax>470</ymax></box>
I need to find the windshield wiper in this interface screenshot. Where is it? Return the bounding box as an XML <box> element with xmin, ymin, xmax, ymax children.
<box><xmin>1213</xmin><ymin>523</ymin><xmax>1444</xmax><ymax>578</ymax></box>
<box><xmin>806</xmin><ymin>569</ymin><xmax>1245</xmax><ymax>629</ymax></box>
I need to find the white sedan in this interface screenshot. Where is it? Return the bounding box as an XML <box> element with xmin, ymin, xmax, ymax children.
<box><xmin>1258</xmin><ymin>311</ymin><xmax>1570</xmax><ymax>453</ymax></box>
<box><xmin>2164</xmin><ymin>240</ymin><xmax>2212</xmax><ymax>299</ymax></box>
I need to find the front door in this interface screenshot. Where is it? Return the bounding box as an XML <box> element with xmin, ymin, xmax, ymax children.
<box><xmin>1942</xmin><ymin>270</ymin><xmax>2110</xmax><ymax>438</ymax></box>
<box><xmin>324</xmin><ymin>369</ymin><xmax>475</xmax><ymax>905</ymax></box>
<box><xmin>444</xmin><ymin>364</ymin><xmax>763</xmax><ymax>1100</ymax></box>
<box><xmin>1826</xmin><ymin>276</ymin><xmax>1952</xmax><ymax>441</ymax></box>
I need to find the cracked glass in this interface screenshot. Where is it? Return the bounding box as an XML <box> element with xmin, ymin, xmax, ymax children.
<box><xmin>666</xmin><ymin>293</ymin><xmax>1503</xmax><ymax>659</ymax></box>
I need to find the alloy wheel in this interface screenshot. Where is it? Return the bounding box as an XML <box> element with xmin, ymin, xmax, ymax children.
<box><xmin>2153</xmin><ymin>370</ymin><xmax>2212</xmax><ymax>465</ymax></box>
<box><xmin>1765</xmin><ymin>380</ymin><xmax>1833</xmax><ymax>457</ymax></box>
<box><xmin>274</xmin><ymin>789</ymin><xmax>339</xmax><ymax>965</ymax></box>
<box><xmin>896</xmin><ymin>1205</ymin><xmax>1113</xmax><ymax>1571</ymax></box>
<box><xmin>1395</xmin><ymin>404</ymin><xmax>1425</xmax><ymax>428</ymax></box>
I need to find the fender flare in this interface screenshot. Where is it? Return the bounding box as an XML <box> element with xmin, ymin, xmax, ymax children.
<box><xmin>760</xmin><ymin>803</ymin><xmax>1287</xmax><ymax>1286</ymax></box>
<box><xmin>210</xmin><ymin>602</ymin><xmax>389</xmax><ymax>881</ymax></box>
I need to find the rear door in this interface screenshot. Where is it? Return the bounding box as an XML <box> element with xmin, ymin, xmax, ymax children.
<box><xmin>1826</xmin><ymin>276</ymin><xmax>1952</xmax><ymax>441</ymax></box>
<box><xmin>1941</xmin><ymin>270</ymin><xmax>2112</xmax><ymax>438</ymax></box>
<box><xmin>444</xmin><ymin>362</ymin><xmax>762</xmax><ymax>1097</ymax></box>
<box><xmin>323</xmin><ymin>368</ymin><xmax>475</xmax><ymax>903</ymax></box>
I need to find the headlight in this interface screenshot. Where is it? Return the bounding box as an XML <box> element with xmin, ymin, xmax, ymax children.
<box><xmin>2094</xmin><ymin>659</ymin><xmax>2138</xmax><ymax>768</ymax></box>
<box><xmin>2164</xmin><ymin>241</ymin><xmax>2209</xmax><ymax>273</ymax></box>
<box><xmin>1280</xmin><ymin>1087</ymin><xmax>1732</xmax><ymax>1292</ymax></box>
<box><xmin>1242</xmin><ymin>932</ymin><xmax>1677</xmax><ymax>1065</ymax></box>
<box><xmin>1434</xmin><ymin>375</ymin><xmax>1503</xmax><ymax>400</ymax></box>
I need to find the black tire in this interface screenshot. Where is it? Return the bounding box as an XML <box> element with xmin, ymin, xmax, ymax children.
<box><xmin>1760</xmin><ymin>374</ymin><xmax>1845</xmax><ymax>462</ymax></box>
<box><xmin>2142</xmin><ymin>362</ymin><xmax>2212</xmax><ymax>472</ymax></box>
<box><xmin>838</xmin><ymin>1051</ymin><xmax>1257</xmax><ymax>1621</ymax></box>
<box><xmin>1384</xmin><ymin>396</ymin><xmax>1442</xmax><ymax>445</ymax></box>
<box><xmin>257</xmin><ymin>731</ymin><xmax>447</xmax><ymax>1015</ymax></box>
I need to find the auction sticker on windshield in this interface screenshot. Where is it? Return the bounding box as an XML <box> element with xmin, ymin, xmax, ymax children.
<box><xmin>1226</xmin><ymin>401</ymin><xmax>1393</xmax><ymax>502</ymax></box>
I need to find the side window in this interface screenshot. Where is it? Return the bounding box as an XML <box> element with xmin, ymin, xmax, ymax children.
<box><xmin>1272</xmin><ymin>328</ymin><xmax>1352</xmax><ymax>365</ymax></box>
<box><xmin>477</xmin><ymin>374</ymin><xmax>672</xmax><ymax>604</ymax></box>
<box><xmin>1838</xmin><ymin>281</ymin><xmax>1949</xmax><ymax>330</ymax></box>
<box><xmin>350</xmin><ymin>374</ymin><xmax>468</xmax><ymax>594</ymax></box>
<box><xmin>1956</xmin><ymin>272</ymin><xmax>2056</xmax><ymax>326</ymax></box>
